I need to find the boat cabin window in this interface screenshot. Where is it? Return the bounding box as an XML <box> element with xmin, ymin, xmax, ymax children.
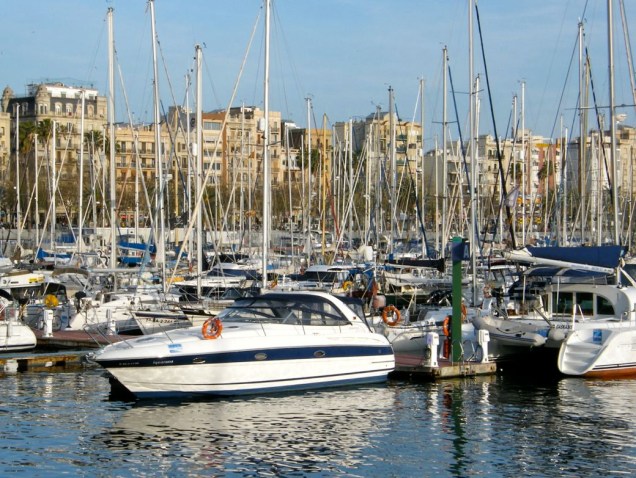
<box><xmin>218</xmin><ymin>297</ymin><xmax>351</xmax><ymax>326</ymax></box>
<box><xmin>553</xmin><ymin>292</ymin><xmax>573</xmax><ymax>315</ymax></box>
<box><xmin>577</xmin><ymin>292</ymin><xmax>594</xmax><ymax>316</ymax></box>
<box><xmin>552</xmin><ymin>291</ymin><xmax>614</xmax><ymax>317</ymax></box>
<box><xmin>596</xmin><ymin>295</ymin><xmax>614</xmax><ymax>315</ymax></box>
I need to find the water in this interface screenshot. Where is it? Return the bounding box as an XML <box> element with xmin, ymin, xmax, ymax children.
<box><xmin>2</xmin><ymin>366</ymin><xmax>636</xmax><ymax>477</ymax></box>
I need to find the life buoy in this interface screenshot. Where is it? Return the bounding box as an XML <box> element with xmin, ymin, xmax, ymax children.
<box><xmin>342</xmin><ymin>280</ymin><xmax>353</xmax><ymax>291</ymax></box>
<box><xmin>382</xmin><ymin>305</ymin><xmax>401</xmax><ymax>326</ymax></box>
<box><xmin>461</xmin><ymin>303</ymin><xmax>467</xmax><ymax>322</ymax></box>
<box><xmin>442</xmin><ymin>316</ymin><xmax>451</xmax><ymax>337</ymax></box>
<box><xmin>202</xmin><ymin>317</ymin><xmax>223</xmax><ymax>340</ymax></box>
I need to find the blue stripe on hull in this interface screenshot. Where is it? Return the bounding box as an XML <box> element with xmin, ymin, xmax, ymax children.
<box><xmin>97</xmin><ymin>344</ymin><xmax>394</xmax><ymax>368</ymax></box>
<box><xmin>129</xmin><ymin>370</ymin><xmax>391</xmax><ymax>399</ymax></box>
<box><xmin>593</xmin><ymin>362</ymin><xmax>636</xmax><ymax>371</ymax></box>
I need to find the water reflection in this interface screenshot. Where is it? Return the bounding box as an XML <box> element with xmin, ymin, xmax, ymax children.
<box><xmin>5</xmin><ymin>369</ymin><xmax>636</xmax><ymax>476</ymax></box>
<box><xmin>98</xmin><ymin>385</ymin><xmax>397</xmax><ymax>476</ymax></box>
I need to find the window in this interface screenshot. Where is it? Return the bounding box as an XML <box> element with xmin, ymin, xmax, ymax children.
<box><xmin>66</xmin><ymin>104</ymin><xmax>73</xmax><ymax>116</ymax></box>
<box><xmin>576</xmin><ymin>292</ymin><xmax>594</xmax><ymax>316</ymax></box>
<box><xmin>38</xmin><ymin>104</ymin><xmax>48</xmax><ymax>114</ymax></box>
<box><xmin>553</xmin><ymin>292</ymin><xmax>573</xmax><ymax>315</ymax></box>
<box><xmin>203</xmin><ymin>121</ymin><xmax>221</xmax><ymax>131</ymax></box>
<box><xmin>597</xmin><ymin>296</ymin><xmax>614</xmax><ymax>315</ymax></box>
<box><xmin>55</xmin><ymin>103</ymin><xmax>62</xmax><ymax>115</ymax></box>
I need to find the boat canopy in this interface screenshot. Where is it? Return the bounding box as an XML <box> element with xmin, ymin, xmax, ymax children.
<box><xmin>218</xmin><ymin>293</ymin><xmax>352</xmax><ymax>327</ymax></box>
<box><xmin>526</xmin><ymin>245</ymin><xmax>627</xmax><ymax>269</ymax></box>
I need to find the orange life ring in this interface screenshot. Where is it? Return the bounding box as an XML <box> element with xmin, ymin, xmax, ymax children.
<box><xmin>442</xmin><ymin>316</ymin><xmax>451</xmax><ymax>336</ymax></box>
<box><xmin>461</xmin><ymin>303</ymin><xmax>467</xmax><ymax>322</ymax></box>
<box><xmin>202</xmin><ymin>317</ymin><xmax>223</xmax><ymax>340</ymax></box>
<box><xmin>382</xmin><ymin>305</ymin><xmax>401</xmax><ymax>326</ymax></box>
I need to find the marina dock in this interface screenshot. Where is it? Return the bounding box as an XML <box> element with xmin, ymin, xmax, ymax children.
<box><xmin>392</xmin><ymin>353</ymin><xmax>497</xmax><ymax>380</ymax></box>
<box><xmin>0</xmin><ymin>330</ymin><xmax>133</xmax><ymax>373</ymax></box>
<box><xmin>33</xmin><ymin>329</ymin><xmax>130</xmax><ymax>350</ymax></box>
<box><xmin>0</xmin><ymin>350</ymin><xmax>91</xmax><ymax>373</ymax></box>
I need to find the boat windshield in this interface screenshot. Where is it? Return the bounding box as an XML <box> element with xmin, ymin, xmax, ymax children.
<box><xmin>217</xmin><ymin>296</ymin><xmax>351</xmax><ymax>326</ymax></box>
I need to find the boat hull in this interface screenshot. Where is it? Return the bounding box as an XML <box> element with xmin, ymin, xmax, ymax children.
<box><xmin>0</xmin><ymin>322</ymin><xmax>37</xmax><ymax>351</ymax></box>
<box><xmin>558</xmin><ymin>327</ymin><xmax>636</xmax><ymax>378</ymax></box>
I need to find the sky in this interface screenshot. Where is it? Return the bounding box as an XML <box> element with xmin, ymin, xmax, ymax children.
<box><xmin>1</xmin><ymin>0</ymin><xmax>635</xmax><ymax>142</ymax></box>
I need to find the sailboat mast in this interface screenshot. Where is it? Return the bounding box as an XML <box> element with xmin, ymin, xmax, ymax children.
<box><xmin>420</xmin><ymin>78</ymin><xmax>426</xmax><ymax>257</ymax></box>
<box><xmin>150</xmin><ymin>0</ymin><xmax>166</xmax><ymax>280</ymax></box>
<box><xmin>78</xmin><ymin>89</ymin><xmax>85</xmax><ymax>254</ymax></box>
<box><xmin>306</xmin><ymin>97</ymin><xmax>312</xmax><ymax>234</ymax></box>
<box><xmin>195</xmin><ymin>44</ymin><xmax>203</xmax><ymax>298</ymax></box>
<box><xmin>469</xmin><ymin>0</ymin><xmax>477</xmax><ymax>302</ymax></box>
<box><xmin>34</xmin><ymin>134</ymin><xmax>40</xmax><ymax>248</ymax></box>
<box><xmin>442</xmin><ymin>47</ymin><xmax>448</xmax><ymax>253</ymax></box>
<box><xmin>107</xmin><ymin>7</ymin><xmax>117</xmax><ymax>271</ymax></box>
<box><xmin>15</xmin><ymin>105</ymin><xmax>21</xmax><ymax>250</ymax></box>
<box><xmin>389</xmin><ymin>86</ymin><xmax>396</xmax><ymax>255</ymax></box>
<box><xmin>578</xmin><ymin>21</ymin><xmax>587</xmax><ymax>245</ymax></box>
<box><xmin>608</xmin><ymin>0</ymin><xmax>620</xmax><ymax>245</ymax></box>
<box><xmin>261</xmin><ymin>0</ymin><xmax>271</xmax><ymax>289</ymax></box>
<box><xmin>51</xmin><ymin>122</ymin><xmax>57</xmax><ymax>250</ymax></box>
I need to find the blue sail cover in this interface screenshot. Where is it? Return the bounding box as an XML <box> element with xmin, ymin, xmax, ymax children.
<box><xmin>526</xmin><ymin>245</ymin><xmax>627</xmax><ymax>269</ymax></box>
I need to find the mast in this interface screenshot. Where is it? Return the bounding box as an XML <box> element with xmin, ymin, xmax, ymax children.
<box><xmin>521</xmin><ymin>80</ymin><xmax>526</xmax><ymax>245</ymax></box>
<box><xmin>51</xmin><ymin>122</ymin><xmax>57</xmax><ymax>250</ymax></box>
<box><xmin>420</xmin><ymin>78</ymin><xmax>426</xmax><ymax>257</ymax></box>
<box><xmin>469</xmin><ymin>0</ymin><xmax>477</xmax><ymax>302</ymax></box>
<box><xmin>107</xmin><ymin>7</ymin><xmax>117</xmax><ymax>271</ymax></box>
<box><xmin>442</xmin><ymin>47</ymin><xmax>448</xmax><ymax>253</ymax></box>
<box><xmin>195</xmin><ymin>44</ymin><xmax>203</xmax><ymax>298</ymax></box>
<box><xmin>78</xmin><ymin>89</ymin><xmax>85</xmax><ymax>254</ymax></box>
<box><xmin>149</xmin><ymin>0</ymin><xmax>166</xmax><ymax>287</ymax></box>
<box><xmin>261</xmin><ymin>0</ymin><xmax>271</xmax><ymax>289</ymax></box>
<box><xmin>306</xmin><ymin>96</ymin><xmax>312</xmax><ymax>234</ymax></box>
<box><xmin>15</xmin><ymin>104</ymin><xmax>21</xmax><ymax>251</ymax></box>
<box><xmin>608</xmin><ymin>0</ymin><xmax>620</xmax><ymax>245</ymax></box>
<box><xmin>34</xmin><ymin>134</ymin><xmax>40</xmax><ymax>248</ymax></box>
<box><xmin>389</xmin><ymin>85</ymin><xmax>396</xmax><ymax>255</ymax></box>
<box><xmin>579</xmin><ymin>21</ymin><xmax>587</xmax><ymax>245</ymax></box>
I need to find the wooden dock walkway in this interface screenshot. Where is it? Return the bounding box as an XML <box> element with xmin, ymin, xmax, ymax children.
<box><xmin>33</xmin><ymin>329</ymin><xmax>131</xmax><ymax>350</ymax></box>
<box><xmin>0</xmin><ymin>330</ymin><xmax>135</xmax><ymax>373</ymax></box>
<box><xmin>391</xmin><ymin>353</ymin><xmax>497</xmax><ymax>380</ymax></box>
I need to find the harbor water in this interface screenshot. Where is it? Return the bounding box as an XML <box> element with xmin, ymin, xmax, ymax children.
<box><xmin>2</xmin><ymin>366</ymin><xmax>636</xmax><ymax>477</ymax></box>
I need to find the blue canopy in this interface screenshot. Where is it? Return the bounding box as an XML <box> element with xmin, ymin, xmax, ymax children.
<box><xmin>526</xmin><ymin>245</ymin><xmax>627</xmax><ymax>269</ymax></box>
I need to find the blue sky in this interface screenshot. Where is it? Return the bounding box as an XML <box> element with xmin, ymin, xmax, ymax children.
<box><xmin>1</xmin><ymin>1</ymin><xmax>634</xmax><ymax>141</ymax></box>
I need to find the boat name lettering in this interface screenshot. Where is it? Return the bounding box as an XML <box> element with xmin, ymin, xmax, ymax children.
<box><xmin>168</xmin><ymin>344</ymin><xmax>183</xmax><ymax>353</ymax></box>
<box><xmin>153</xmin><ymin>359</ymin><xmax>174</xmax><ymax>365</ymax></box>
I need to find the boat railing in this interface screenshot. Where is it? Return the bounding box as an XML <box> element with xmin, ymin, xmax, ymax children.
<box><xmin>82</xmin><ymin>323</ymin><xmax>132</xmax><ymax>348</ymax></box>
<box><xmin>571</xmin><ymin>304</ymin><xmax>585</xmax><ymax>329</ymax></box>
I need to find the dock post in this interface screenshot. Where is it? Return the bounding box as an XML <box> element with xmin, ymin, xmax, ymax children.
<box><xmin>43</xmin><ymin>309</ymin><xmax>53</xmax><ymax>337</ymax></box>
<box><xmin>451</xmin><ymin>236</ymin><xmax>466</xmax><ymax>362</ymax></box>
<box><xmin>478</xmin><ymin>329</ymin><xmax>490</xmax><ymax>363</ymax></box>
<box><xmin>425</xmin><ymin>332</ymin><xmax>439</xmax><ymax>367</ymax></box>
<box><xmin>106</xmin><ymin>309</ymin><xmax>116</xmax><ymax>335</ymax></box>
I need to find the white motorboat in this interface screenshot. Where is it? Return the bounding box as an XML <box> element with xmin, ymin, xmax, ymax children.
<box><xmin>0</xmin><ymin>300</ymin><xmax>37</xmax><ymax>352</ymax></box>
<box><xmin>91</xmin><ymin>291</ymin><xmax>395</xmax><ymax>398</ymax></box>
<box><xmin>558</xmin><ymin>326</ymin><xmax>636</xmax><ymax>377</ymax></box>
